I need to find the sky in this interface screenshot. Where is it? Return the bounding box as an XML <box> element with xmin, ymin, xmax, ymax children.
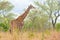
<box><xmin>8</xmin><ymin>0</ymin><xmax>44</xmax><ymax>14</ymax></box>
<box><xmin>8</xmin><ymin>0</ymin><xmax>34</xmax><ymax>14</ymax></box>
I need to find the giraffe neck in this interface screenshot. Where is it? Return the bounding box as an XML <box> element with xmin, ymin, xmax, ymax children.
<box><xmin>16</xmin><ymin>6</ymin><xmax>31</xmax><ymax>22</ymax></box>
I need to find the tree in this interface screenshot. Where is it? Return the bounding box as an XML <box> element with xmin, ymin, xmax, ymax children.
<box><xmin>23</xmin><ymin>9</ymin><xmax>49</xmax><ymax>32</ymax></box>
<box><xmin>34</xmin><ymin>0</ymin><xmax>60</xmax><ymax>29</ymax></box>
<box><xmin>0</xmin><ymin>1</ymin><xmax>16</xmax><ymax>31</ymax></box>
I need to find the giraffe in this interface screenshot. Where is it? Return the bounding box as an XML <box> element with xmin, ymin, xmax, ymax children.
<box><xmin>10</xmin><ymin>4</ymin><xmax>35</xmax><ymax>33</ymax></box>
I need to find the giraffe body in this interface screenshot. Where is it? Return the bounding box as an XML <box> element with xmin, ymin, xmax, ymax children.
<box><xmin>10</xmin><ymin>4</ymin><xmax>35</xmax><ymax>33</ymax></box>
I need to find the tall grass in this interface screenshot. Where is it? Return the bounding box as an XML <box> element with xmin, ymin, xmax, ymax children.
<box><xmin>0</xmin><ymin>30</ymin><xmax>60</xmax><ymax>40</ymax></box>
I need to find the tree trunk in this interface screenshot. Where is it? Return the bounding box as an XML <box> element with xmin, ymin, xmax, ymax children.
<box><xmin>52</xmin><ymin>19</ymin><xmax>56</xmax><ymax>29</ymax></box>
<box><xmin>52</xmin><ymin>23</ymin><xmax>55</xmax><ymax>29</ymax></box>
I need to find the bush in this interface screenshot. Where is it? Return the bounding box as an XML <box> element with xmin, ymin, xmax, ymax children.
<box><xmin>0</xmin><ymin>23</ymin><xmax>9</xmax><ymax>32</ymax></box>
<box><xmin>56</xmin><ymin>23</ymin><xmax>60</xmax><ymax>31</ymax></box>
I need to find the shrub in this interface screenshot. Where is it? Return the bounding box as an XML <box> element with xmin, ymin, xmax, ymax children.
<box><xmin>56</xmin><ymin>23</ymin><xmax>60</xmax><ymax>31</ymax></box>
<box><xmin>0</xmin><ymin>23</ymin><xmax>9</xmax><ymax>32</ymax></box>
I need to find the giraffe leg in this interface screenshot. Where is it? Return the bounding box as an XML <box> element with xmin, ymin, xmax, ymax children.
<box><xmin>9</xmin><ymin>25</ymin><xmax>13</xmax><ymax>34</ymax></box>
<box><xmin>19</xmin><ymin>22</ymin><xmax>23</xmax><ymax>32</ymax></box>
<box><xmin>9</xmin><ymin>21</ymin><xmax>14</xmax><ymax>34</ymax></box>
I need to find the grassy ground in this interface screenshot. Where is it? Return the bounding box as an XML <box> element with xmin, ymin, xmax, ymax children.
<box><xmin>0</xmin><ymin>30</ymin><xmax>60</xmax><ymax>40</ymax></box>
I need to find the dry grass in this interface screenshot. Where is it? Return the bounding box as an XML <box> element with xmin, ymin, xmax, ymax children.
<box><xmin>0</xmin><ymin>30</ymin><xmax>60</xmax><ymax>40</ymax></box>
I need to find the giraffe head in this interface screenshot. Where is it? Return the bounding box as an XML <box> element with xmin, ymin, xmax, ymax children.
<box><xmin>28</xmin><ymin>4</ymin><xmax>35</xmax><ymax>9</ymax></box>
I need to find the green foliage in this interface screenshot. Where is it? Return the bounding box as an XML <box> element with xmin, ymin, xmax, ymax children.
<box><xmin>23</xmin><ymin>0</ymin><xmax>60</xmax><ymax>31</ymax></box>
<box><xmin>23</xmin><ymin>9</ymin><xmax>49</xmax><ymax>32</ymax></box>
<box><xmin>0</xmin><ymin>1</ymin><xmax>14</xmax><ymax>12</ymax></box>
<box><xmin>0</xmin><ymin>1</ymin><xmax>16</xmax><ymax>31</ymax></box>
<box><xmin>56</xmin><ymin>23</ymin><xmax>60</xmax><ymax>31</ymax></box>
<box><xmin>34</xmin><ymin>0</ymin><xmax>60</xmax><ymax>29</ymax></box>
<box><xmin>0</xmin><ymin>23</ymin><xmax>9</xmax><ymax>32</ymax></box>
